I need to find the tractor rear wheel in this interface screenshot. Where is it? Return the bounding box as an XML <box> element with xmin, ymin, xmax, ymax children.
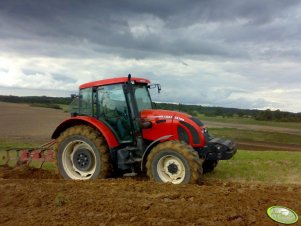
<box><xmin>55</xmin><ymin>125</ymin><xmax>111</xmax><ymax>180</ymax></box>
<box><xmin>146</xmin><ymin>141</ymin><xmax>203</xmax><ymax>184</ymax></box>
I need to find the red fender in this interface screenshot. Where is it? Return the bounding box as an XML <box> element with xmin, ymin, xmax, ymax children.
<box><xmin>51</xmin><ymin>116</ymin><xmax>119</xmax><ymax>148</ymax></box>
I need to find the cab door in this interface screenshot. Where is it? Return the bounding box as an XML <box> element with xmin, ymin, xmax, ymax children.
<box><xmin>97</xmin><ymin>84</ymin><xmax>132</xmax><ymax>142</ymax></box>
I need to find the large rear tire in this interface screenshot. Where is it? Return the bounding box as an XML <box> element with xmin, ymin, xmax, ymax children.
<box><xmin>146</xmin><ymin>141</ymin><xmax>203</xmax><ymax>184</ymax></box>
<box><xmin>55</xmin><ymin>125</ymin><xmax>111</xmax><ymax>180</ymax></box>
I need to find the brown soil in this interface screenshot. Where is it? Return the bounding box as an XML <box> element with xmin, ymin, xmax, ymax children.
<box><xmin>0</xmin><ymin>102</ymin><xmax>68</xmax><ymax>143</ymax></box>
<box><xmin>0</xmin><ymin>166</ymin><xmax>300</xmax><ymax>226</ymax></box>
<box><xmin>237</xmin><ymin>141</ymin><xmax>301</xmax><ymax>152</ymax></box>
<box><xmin>1</xmin><ymin>103</ymin><xmax>301</xmax><ymax>225</ymax></box>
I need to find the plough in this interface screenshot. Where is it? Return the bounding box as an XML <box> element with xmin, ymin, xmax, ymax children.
<box><xmin>1</xmin><ymin>140</ymin><xmax>56</xmax><ymax>169</ymax></box>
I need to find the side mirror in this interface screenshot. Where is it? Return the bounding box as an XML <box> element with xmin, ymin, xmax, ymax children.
<box><xmin>157</xmin><ymin>84</ymin><xmax>161</xmax><ymax>93</ymax></box>
<box><xmin>70</xmin><ymin>94</ymin><xmax>79</xmax><ymax>99</ymax></box>
<box><xmin>148</xmin><ymin>84</ymin><xmax>161</xmax><ymax>93</ymax></box>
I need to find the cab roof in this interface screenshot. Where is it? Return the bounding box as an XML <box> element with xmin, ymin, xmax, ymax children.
<box><xmin>80</xmin><ymin>77</ymin><xmax>150</xmax><ymax>89</ymax></box>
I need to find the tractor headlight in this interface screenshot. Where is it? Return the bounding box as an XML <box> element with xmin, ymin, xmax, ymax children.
<box><xmin>202</xmin><ymin>128</ymin><xmax>208</xmax><ymax>134</ymax></box>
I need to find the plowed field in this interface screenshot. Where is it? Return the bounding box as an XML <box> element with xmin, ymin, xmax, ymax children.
<box><xmin>0</xmin><ymin>166</ymin><xmax>300</xmax><ymax>226</ymax></box>
<box><xmin>0</xmin><ymin>102</ymin><xmax>300</xmax><ymax>225</ymax></box>
<box><xmin>0</xmin><ymin>102</ymin><xmax>69</xmax><ymax>143</ymax></box>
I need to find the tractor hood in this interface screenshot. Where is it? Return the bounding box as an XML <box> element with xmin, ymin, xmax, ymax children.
<box><xmin>141</xmin><ymin>109</ymin><xmax>191</xmax><ymax>123</ymax></box>
<box><xmin>140</xmin><ymin>109</ymin><xmax>207</xmax><ymax>148</ymax></box>
<box><xmin>140</xmin><ymin>109</ymin><xmax>237</xmax><ymax>161</ymax></box>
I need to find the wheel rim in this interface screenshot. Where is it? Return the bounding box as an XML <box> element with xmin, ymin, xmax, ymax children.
<box><xmin>156</xmin><ymin>155</ymin><xmax>186</xmax><ymax>184</ymax></box>
<box><xmin>62</xmin><ymin>140</ymin><xmax>97</xmax><ymax>180</ymax></box>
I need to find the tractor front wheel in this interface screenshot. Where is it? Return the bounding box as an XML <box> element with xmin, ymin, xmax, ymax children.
<box><xmin>55</xmin><ymin>125</ymin><xmax>111</xmax><ymax>180</ymax></box>
<box><xmin>146</xmin><ymin>141</ymin><xmax>203</xmax><ymax>184</ymax></box>
<box><xmin>202</xmin><ymin>160</ymin><xmax>218</xmax><ymax>173</ymax></box>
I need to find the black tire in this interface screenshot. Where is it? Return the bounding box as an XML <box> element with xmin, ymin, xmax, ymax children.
<box><xmin>54</xmin><ymin>125</ymin><xmax>111</xmax><ymax>180</ymax></box>
<box><xmin>146</xmin><ymin>141</ymin><xmax>203</xmax><ymax>184</ymax></box>
<box><xmin>202</xmin><ymin>160</ymin><xmax>218</xmax><ymax>173</ymax></box>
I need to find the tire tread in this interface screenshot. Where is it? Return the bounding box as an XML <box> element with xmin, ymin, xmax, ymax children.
<box><xmin>146</xmin><ymin>141</ymin><xmax>203</xmax><ymax>184</ymax></box>
<box><xmin>54</xmin><ymin>125</ymin><xmax>111</xmax><ymax>179</ymax></box>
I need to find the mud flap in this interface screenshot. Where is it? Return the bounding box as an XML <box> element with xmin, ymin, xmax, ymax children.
<box><xmin>204</xmin><ymin>137</ymin><xmax>237</xmax><ymax>160</ymax></box>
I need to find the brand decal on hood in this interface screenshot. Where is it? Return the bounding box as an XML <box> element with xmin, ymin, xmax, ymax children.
<box><xmin>174</xmin><ymin>116</ymin><xmax>185</xmax><ymax>121</ymax></box>
<box><xmin>148</xmin><ymin>115</ymin><xmax>185</xmax><ymax>121</ymax></box>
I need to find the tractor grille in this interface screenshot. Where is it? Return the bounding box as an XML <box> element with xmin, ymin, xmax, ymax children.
<box><xmin>190</xmin><ymin>117</ymin><xmax>204</xmax><ymax>127</ymax></box>
<box><xmin>177</xmin><ymin>126</ymin><xmax>190</xmax><ymax>144</ymax></box>
<box><xmin>179</xmin><ymin>121</ymin><xmax>201</xmax><ymax>144</ymax></box>
<box><xmin>190</xmin><ymin>117</ymin><xmax>211</xmax><ymax>144</ymax></box>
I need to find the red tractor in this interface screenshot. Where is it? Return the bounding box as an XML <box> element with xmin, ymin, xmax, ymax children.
<box><xmin>52</xmin><ymin>74</ymin><xmax>236</xmax><ymax>184</ymax></box>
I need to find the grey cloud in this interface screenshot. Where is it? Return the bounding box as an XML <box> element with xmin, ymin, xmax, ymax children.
<box><xmin>23</xmin><ymin>70</ymin><xmax>76</xmax><ymax>84</ymax></box>
<box><xmin>23</xmin><ymin>69</ymin><xmax>42</xmax><ymax>75</ymax></box>
<box><xmin>1</xmin><ymin>0</ymin><xmax>301</xmax><ymax>112</ymax></box>
<box><xmin>1</xmin><ymin>0</ymin><xmax>300</xmax><ymax>60</ymax></box>
<box><xmin>52</xmin><ymin>74</ymin><xmax>77</xmax><ymax>83</ymax></box>
<box><xmin>0</xmin><ymin>85</ymin><xmax>75</xmax><ymax>97</ymax></box>
<box><xmin>219</xmin><ymin>97</ymin><xmax>277</xmax><ymax>110</ymax></box>
<box><xmin>0</xmin><ymin>68</ymin><xmax>8</xmax><ymax>73</ymax></box>
<box><xmin>154</xmin><ymin>88</ymin><xmax>275</xmax><ymax>110</ymax></box>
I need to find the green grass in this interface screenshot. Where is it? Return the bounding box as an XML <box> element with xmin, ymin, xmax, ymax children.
<box><xmin>60</xmin><ymin>104</ymin><xmax>69</xmax><ymax>113</ymax></box>
<box><xmin>0</xmin><ymin>139</ymin><xmax>38</xmax><ymax>151</ymax></box>
<box><xmin>209</xmin><ymin>128</ymin><xmax>301</xmax><ymax>145</ymax></box>
<box><xmin>205</xmin><ymin>150</ymin><xmax>301</xmax><ymax>184</ymax></box>
<box><xmin>197</xmin><ymin>113</ymin><xmax>301</xmax><ymax>130</ymax></box>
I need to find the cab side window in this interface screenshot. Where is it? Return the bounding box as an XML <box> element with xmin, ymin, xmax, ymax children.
<box><xmin>79</xmin><ymin>88</ymin><xmax>93</xmax><ymax>116</ymax></box>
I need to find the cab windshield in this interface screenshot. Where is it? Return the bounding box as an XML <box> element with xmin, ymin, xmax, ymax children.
<box><xmin>134</xmin><ymin>84</ymin><xmax>153</xmax><ymax>111</ymax></box>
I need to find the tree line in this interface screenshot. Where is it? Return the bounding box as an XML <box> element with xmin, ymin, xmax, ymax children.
<box><xmin>0</xmin><ymin>95</ymin><xmax>71</xmax><ymax>105</ymax></box>
<box><xmin>1</xmin><ymin>95</ymin><xmax>301</xmax><ymax>122</ymax></box>
<box><xmin>0</xmin><ymin>95</ymin><xmax>71</xmax><ymax>110</ymax></box>
<box><xmin>155</xmin><ymin>103</ymin><xmax>301</xmax><ymax>122</ymax></box>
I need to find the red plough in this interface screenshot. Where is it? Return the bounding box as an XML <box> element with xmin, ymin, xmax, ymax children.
<box><xmin>2</xmin><ymin>140</ymin><xmax>56</xmax><ymax>168</ymax></box>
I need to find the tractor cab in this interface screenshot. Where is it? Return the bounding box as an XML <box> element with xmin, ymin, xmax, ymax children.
<box><xmin>69</xmin><ymin>75</ymin><xmax>158</xmax><ymax>143</ymax></box>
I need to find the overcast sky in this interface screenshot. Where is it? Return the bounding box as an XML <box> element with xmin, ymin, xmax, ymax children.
<box><xmin>0</xmin><ymin>0</ymin><xmax>301</xmax><ymax>112</ymax></box>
